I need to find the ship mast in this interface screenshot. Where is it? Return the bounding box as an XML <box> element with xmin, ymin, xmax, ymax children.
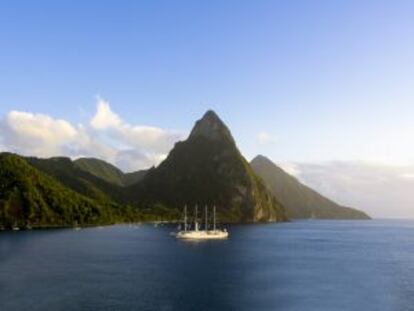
<box><xmin>195</xmin><ymin>204</ymin><xmax>198</xmax><ymax>231</ymax></box>
<box><xmin>205</xmin><ymin>205</ymin><xmax>208</xmax><ymax>231</ymax></box>
<box><xmin>213</xmin><ymin>205</ymin><xmax>216</xmax><ymax>231</ymax></box>
<box><xmin>184</xmin><ymin>205</ymin><xmax>187</xmax><ymax>231</ymax></box>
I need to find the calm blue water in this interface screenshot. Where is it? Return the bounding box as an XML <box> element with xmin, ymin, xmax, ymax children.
<box><xmin>1</xmin><ymin>220</ymin><xmax>414</xmax><ymax>311</ymax></box>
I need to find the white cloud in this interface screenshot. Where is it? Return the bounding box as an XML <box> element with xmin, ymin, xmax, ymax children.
<box><xmin>281</xmin><ymin>161</ymin><xmax>414</xmax><ymax>219</ymax></box>
<box><xmin>2</xmin><ymin>111</ymin><xmax>78</xmax><ymax>157</ymax></box>
<box><xmin>90</xmin><ymin>97</ymin><xmax>122</xmax><ymax>129</ymax></box>
<box><xmin>114</xmin><ymin>149</ymin><xmax>167</xmax><ymax>172</ymax></box>
<box><xmin>399</xmin><ymin>173</ymin><xmax>414</xmax><ymax>180</ymax></box>
<box><xmin>66</xmin><ymin>125</ymin><xmax>118</xmax><ymax>161</ymax></box>
<box><xmin>114</xmin><ymin>124</ymin><xmax>180</xmax><ymax>152</ymax></box>
<box><xmin>0</xmin><ymin>97</ymin><xmax>184</xmax><ymax>171</ymax></box>
<box><xmin>278</xmin><ymin>162</ymin><xmax>301</xmax><ymax>177</ymax></box>
<box><xmin>257</xmin><ymin>131</ymin><xmax>276</xmax><ymax>145</ymax></box>
<box><xmin>90</xmin><ymin>97</ymin><xmax>182</xmax><ymax>153</ymax></box>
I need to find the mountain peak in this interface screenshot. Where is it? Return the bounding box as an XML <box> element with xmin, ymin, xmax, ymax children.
<box><xmin>131</xmin><ymin>110</ymin><xmax>287</xmax><ymax>223</ymax></box>
<box><xmin>251</xmin><ymin>154</ymin><xmax>271</xmax><ymax>164</ymax></box>
<box><xmin>251</xmin><ymin>155</ymin><xmax>285</xmax><ymax>175</ymax></box>
<box><xmin>189</xmin><ymin>110</ymin><xmax>235</xmax><ymax>143</ymax></box>
<box><xmin>197</xmin><ymin>109</ymin><xmax>225</xmax><ymax>128</ymax></box>
<box><xmin>203</xmin><ymin>109</ymin><xmax>220</xmax><ymax>119</ymax></box>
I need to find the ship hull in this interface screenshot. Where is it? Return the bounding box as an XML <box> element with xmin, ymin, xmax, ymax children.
<box><xmin>176</xmin><ymin>230</ymin><xmax>228</xmax><ymax>240</ymax></box>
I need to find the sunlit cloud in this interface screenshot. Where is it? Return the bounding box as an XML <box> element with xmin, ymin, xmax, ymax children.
<box><xmin>90</xmin><ymin>97</ymin><xmax>182</xmax><ymax>153</ymax></box>
<box><xmin>90</xmin><ymin>97</ymin><xmax>122</xmax><ymax>129</ymax></box>
<box><xmin>0</xmin><ymin>97</ymin><xmax>184</xmax><ymax>171</ymax></box>
<box><xmin>1</xmin><ymin>110</ymin><xmax>78</xmax><ymax>157</ymax></box>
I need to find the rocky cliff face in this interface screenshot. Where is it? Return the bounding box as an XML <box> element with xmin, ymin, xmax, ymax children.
<box><xmin>129</xmin><ymin>110</ymin><xmax>287</xmax><ymax>223</ymax></box>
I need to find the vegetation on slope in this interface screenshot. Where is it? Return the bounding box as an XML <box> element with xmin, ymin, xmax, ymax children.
<box><xmin>0</xmin><ymin>154</ymin><xmax>115</xmax><ymax>228</ymax></box>
<box><xmin>251</xmin><ymin>155</ymin><xmax>370</xmax><ymax>219</ymax></box>
<box><xmin>0</xmin><ymin>153</ymin><xmax>177</xmax><ymax>229</ymax></box>
<box><xmin>74</xmin><ymin>157</ymin><xmax>148</xmax><ymax>186</ymax></box>
<box><xmin>26</xmin><ymin>156</ymin><xmax>126</xmax><ymax>203</ymax></box>
<box><xmin>74</xmin><ymin>157</ymin><xmax>126</xmax><ymax>186</ymax></box>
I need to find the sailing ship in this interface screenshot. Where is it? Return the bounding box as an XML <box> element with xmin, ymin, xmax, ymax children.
<box><xmin>176</xmin><ymin>205</ymin><xmax>228</xmax><ymax>240</ymax></box>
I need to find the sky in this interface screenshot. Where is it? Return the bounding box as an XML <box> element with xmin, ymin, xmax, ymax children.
<box><xmin>1</xmin><ymin>0</ymin><xmax>414</xmax><ymax>218</ymax></box>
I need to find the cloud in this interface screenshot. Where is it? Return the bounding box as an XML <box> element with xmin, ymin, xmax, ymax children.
<box><xmin>257</xmin><ymin>131</ymin><xmax>276</xmax><ymax>145</ymax></box>
<box><xmin>1</xmin><ymin>111</ymin><xmax>78</xmax><ymax>157</ymax></box>
<box><xmin>64</xmin><ymin>124</ymin><xmax>118</xmax><ymax>161</ymax></box>
<box><xmin>114</xmin><ymin>149</ymin><xmax>167</xmax><ymax>172</ymax></box>
<box><xmin>0</xmin><ymin>97</ymin><xmax>184</xmax><ymax>171</ymax></box>
<box><xmin>90</xmin><ymin>97</ymin><xmax>122</xmax><ymax>129</ymax></box>
<box><xmin>399</xmin><ymin>173</ymin><xmax>414</xmax><ymax>180</ymax></box>
<box><xmin>90</xmin><ymin>97</ymin><xmax>181</xmax><ymax>153</ymax></box>
<box><xmin>278</xmin><ymin>162</ymin><xmax>301</xmax><ymax>177</ymax></box>
<box><xmin>281</xmin><ymin>160</ymin><xmax>414</xmax><ymax>219</ymax></box>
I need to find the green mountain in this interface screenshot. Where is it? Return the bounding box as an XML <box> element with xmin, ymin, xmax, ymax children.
<box><xmin>74</xmin><ymin>158</ymin><xmax>148</xmax><ymax>186</ymax></box>
<box><xmin>250</xmin><ymin>155</ymin><xmax>370</xmax><ymax>219</ymax></box>
<box><xmin>74</xmin><ymin>158</ymin><xmax>126</xmax><ymax>186</ymax></box>
<box><xmin>123</xmin><ymin>170</ymin><xmax>148</xmax><ymax>186</ymax></box>
<box><xmin>0</xmin><ymin>153</ymin><xmax>138</xmax><ymax>229</ymax></box>
<box><xmin>26</xmin><ymin>156</ymin><xmax>126</xmax><ymax>202</ymax></box>
<box><xmin>128</xmin><ymin>111</ymin><xmax>287</xmax><ymax>223</ymax></box>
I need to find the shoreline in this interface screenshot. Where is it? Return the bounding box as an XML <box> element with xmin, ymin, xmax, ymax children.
<box><xmin>0</xmin><ymin>217</ymin><xmax>375</xmax><ymax>232</ymax></box>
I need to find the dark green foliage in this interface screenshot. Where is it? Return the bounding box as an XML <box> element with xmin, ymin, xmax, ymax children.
<box><xmin>74</xmin><ymin>157</ymin><xmax>148</xmax><ymax>186</ymax></box>
<box><xmin>251</xmin><ymin>155</ymin><xmax>370</xmax><ymax>219</ymax></box>
<box><xmin>136</xmin><ymin>203</ymin><xmax>180</xmax><ymax>222</ymax></box>
<box><xmin>0</xmin><ymin>153</ymin><xmax>166</xmax><ymax>229</ymax></box>
<box><xmin>0</xmin><ymin>153</ymin><xmax>111</xmax><ymax>228</ymax></box>
<box><xmin>26</xmin><ymin>156</ymin><xmax>127</xmax><ymax>203</ymax></box>
<box><xmin>74</xmin><ymin>157</ymin><xmax>125</xmax><ymax>186</ymax></box>
<box><xmin>123</xmin><ymin>170</ymin><xmax>148</xmax><ymax>186</ymax></box>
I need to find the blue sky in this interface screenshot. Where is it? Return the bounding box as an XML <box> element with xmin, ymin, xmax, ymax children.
<box><xmin>1</xmin><ymin>1</ymin><xmax>414</xmax><ymax>217</ymax></box>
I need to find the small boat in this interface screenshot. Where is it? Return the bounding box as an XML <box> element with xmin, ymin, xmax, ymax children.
<box><xmin>176</xmin><ymin>205</ymin><xmax>228</xmax><ymax>240</ymax></box>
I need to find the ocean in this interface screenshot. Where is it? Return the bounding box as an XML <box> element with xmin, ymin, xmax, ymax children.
<box><xmin>1</xmin><ymin>220</ymin><xmax>413</xmax><ymax>311</ymax></box>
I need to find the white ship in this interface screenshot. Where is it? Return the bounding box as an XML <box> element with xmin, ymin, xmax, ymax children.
<box><xmin>176</xmin><ymin>205</ymin><xmax>228</xmax><ymax>240</ymax></box>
